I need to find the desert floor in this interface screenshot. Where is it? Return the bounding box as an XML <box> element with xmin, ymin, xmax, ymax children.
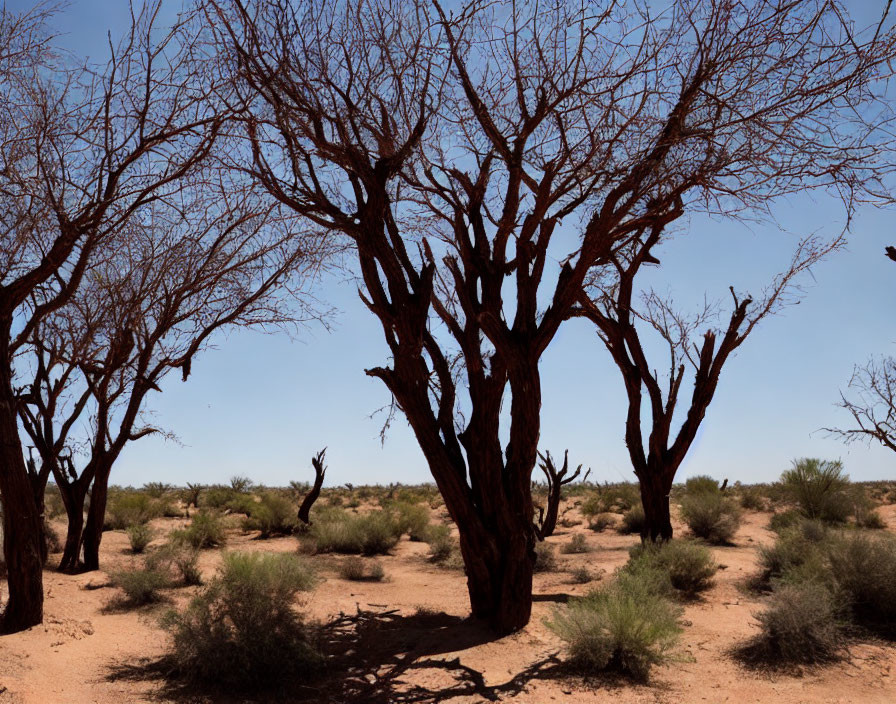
<box><xmin>2</xmin><ymin>501</ymin><xmax>895</xmax><ymax>704</ymax></box>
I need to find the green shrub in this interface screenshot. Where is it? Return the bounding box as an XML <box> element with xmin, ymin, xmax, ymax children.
<box><xmin>755</xmin><ymin>520</ymin><xmax>832</xmax><ymax>591</ymax></box>
<box><xmin>201</xmin><ymin>485</ymin><xmax>240</xmax><ymax>510</ymax></box>
<box><xmin>142</xmin><ymin>482</ymin><xmax>173</xmax><ymax>499</ymax></box>
<box><xmin>242</xmin><ymin>492</ymin><xmax>298</xmax><ymax>538</ymax></box>
<box><xmin>425</xmin><ymin>524</ymin><xmax>456</xmax><ymax>564</ymax></box>
<box><xmin>561</xmin><ymin>533</ymin><xmax>590</xmax><ymax>554</ymax></box>
<box><xmin>110</xmin><ymin>565</ymin><xmax>169</xmax><ymax>607</ymax></box>
<box><xmin>172</xmin><ymin>511</ymin><xmax>227</xmax><ymax>550</ymax></box>
<box><xmin>827</xmin><ymin>532</ymin><xmax>896</xmax><ymax>634</ymax></box>
<box><xmin>679</xmin><ymin>492</ymin><xmax>740</xmax><ymax>544</ymax></box>
<box><xmin>738</xmin><ymin>486</ymin><xmax>766</xmax><ymax>511</ymax></box>
<box><xmin>546</xmin><ymin>573</ymin><xmax>682</xmax><ymax>681</ymax></box>
<box><xmin>229</xmin><ymin>475</ymin><xmax>254</xmax><ymax>493</ymax></box>
<box><xmin>105</xmin><ymin>492</ymin><xmax>161</xmax><ymax>530</ymax></box>
<box><xmin>683</xmin><ymin>475</ymin><xmax>721</xmax><ymax>495</ymax></box>
<box><xmin>534</xmin><ymin>542</ymin><xmax>558</xmax><ymax>572</ymax></box>
<box><xmin>147</xmin><ymin>543</ymin><xmax>203</xmax><ymax>586</ymax></box>
<box><xmin>740</xmin><ymin>582</ymin><xmax>842</xmax><ymax>666</ymax></box>
<box><xmin>780</xmin><ymin>458</ymin><xmax>851</xmax><ymax>523</ymax></box>
<box><xmin>768</xmin><ymin>509</ymin><xmax>802</xmax><ymax>533</ymax></box>
<box><xmin>304</xmin><ymin>510</ymin><xmax>400</xmax><ymax>555</ymax></box>
<box><xmin>625</xmin><ymin>541</ymin><xmax>717</xmax><ymax>598</ymax></box>
<box><xmin>588</xmin><ymin>513</ymin><xmax>616</xmax><ymax>532</ymax></box>
<box><xmin>127</xmin><ymin>523</ymin><xmax>154</xmax><ymax>553</ymax></box>
<box><xmin>581</xmin><ymin>483</ymin><xmax>640</xmax><ymax>517</ymax></box>
<box><xmin>338</xmin><ymin>556</ymin><xmax>386</xmax><ymax>582</ymax></box>
<box><xmin>618</xmin><ymin>504</ymin><xmax>645</xmax><ymax>535</ymax></box>
<box><xmin>391</xmin><ymin>501</ymin><xmax>430</xmax><ymax>541</ymax></box>
<box><xmin>162</xmin><ymin>552</ymin><xmax>320</xmax><ymax>688</ymax></box>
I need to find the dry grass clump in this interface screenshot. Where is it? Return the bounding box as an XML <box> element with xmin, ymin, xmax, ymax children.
<box><xmin>679</xmin><ymin>491</ymin><xmax>741</xmax><ymax>544</ymax></box>
<box><xmin>624</xmin><ymin>540</ymin><xmax>718</xmax><ymax>598</ymax></box>
<box><xmin>560</xmin><ymin>533</ymin><xmax>590</xmax><ymax>554</ymax></box>
<box><xmin>109</xmin><ymin>564</ymin><xmax>170</xmax><ymax>608</ymax></box>
<box><xmin>126</xmin><ymin>523</ymin><xmax>154</xmax><ymax>553</ymax></box>
<box><xmin>162</xmin><ymin>552</ymin><xmax>320</xmax><ymax>689</ymax></box>
<box><xmin>242</xmin><ymin>492</ymin><xmax>299</xmax><ymax>538</ymax></box>
<box><xmin>534</xmin><ymin>542</ymin><xmax>558</xmax><ymax>572</ymax></box>
<box><xmin>172</xmin><ymin>510</ymin><xmax>227</xmax><ymax>549</ymax></box>
<box><xmin>302</xmin><ymin>509</ymin><xmax>401</xmax><ymax>555</ymax></box>
<box><xmin>546</xmin><ymin>572</ymin><xmax>682</xmax><ymax>681</ymax></box>
<box><xmin>338</xmin><ymin>556</ymin><xmax>386</xmax><ymax>582</ymax></box>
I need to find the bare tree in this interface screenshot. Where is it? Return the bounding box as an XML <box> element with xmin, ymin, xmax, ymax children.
<box><xmin>19</xmin><ymin>179</ymin><xmax>326</xmax><ymax>572</ymax></box>
<box><xmin>297</xmin><ymin>448</ymin><xmax>327</xmax><ymax>525</ymax></box>
<box><xmin>534</xmin><ymin>450</ymin><xmax>585</xmax><ymax>539</ymax></box>
<box><xmin>0</xmin><ymin>3</ymin><xmax>224</xmax><ymax>632</ymax></box>
<box><xmin>577</xmin><ymin>234</ymin><xmax>844</xmax><ymax>541</ymax></box>
<box><xmin>209</xmin><ymin>0</ymin><xmax>896</xmax><ymax>631</ymax></box>
<box><xmin>828</xmin><ymin>357</ymin><xmax>896</xmax><ymax>453</ymax></box>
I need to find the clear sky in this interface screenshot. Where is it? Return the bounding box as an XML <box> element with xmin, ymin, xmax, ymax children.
<box><xmin>8</xmin><ymin>0</ymin><xmax>896</xmax><ymax>488</ymax></box>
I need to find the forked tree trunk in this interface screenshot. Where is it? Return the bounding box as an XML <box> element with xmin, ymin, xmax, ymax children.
<box><xmin>638</xmin><ymin>470</ymin><xmax>674</xmax><ymax>543</ymax></box>
<box><xmin>0</xmin><ymin>378</ymin><xmax>44</xmax><ymax>633</ymax></box>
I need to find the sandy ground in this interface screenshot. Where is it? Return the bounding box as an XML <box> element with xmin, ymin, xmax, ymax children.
<box><xmin>1</xmin><ymin>501</ymin><xmax>895</xmax><ymax>703</ymax></box>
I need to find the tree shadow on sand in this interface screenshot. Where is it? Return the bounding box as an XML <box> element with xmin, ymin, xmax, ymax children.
<box><xmin>106</xmin><ymin>606</ymin><xmax>571</xmax><ymax>703</ymax></box>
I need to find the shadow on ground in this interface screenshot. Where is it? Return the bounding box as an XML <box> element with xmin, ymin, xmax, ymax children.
<box><xmin>107</xmin><ymin>607</ymin><xmax>569</xmax><ymax>703</ymax></box>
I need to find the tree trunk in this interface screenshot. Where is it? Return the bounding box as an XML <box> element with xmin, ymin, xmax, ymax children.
<box><xmin>57</xmin><ymin>480</ymin><xmax>88</xmax><ymax>572</ymax></box>
<box><xmin>80</xmin><ymin>459</ymin><xmax>112</xmax><ymax>572</ymax></box>
<box><xmin>0</xmin><ymin>397</ymin><xmax>44</xmax><ymax>633</ymax></box>
<box><xmin>457</xmin><ymin>518</ymin><xmax>535</xmax><ymax>634</ymax></box>
<box><xmin>639</xmin><ymin>471</ymin><xmax>673</xmax><ymax>543</ymax></box>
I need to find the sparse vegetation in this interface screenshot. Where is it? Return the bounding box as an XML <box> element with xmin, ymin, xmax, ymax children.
<box><xmin>780</xmin><ymin>458</ymin><xmax>852</xmax><ymax>523</ymax></box>
<box><xmin>172</xmin><ymin>511</ymin><xmax>227</xmax><ymax>550</ymax></box>
<box><xmin>338</xmin><ymin>556</ymin><xmax>386</xmax><ymax>582</ymax></box>
<box><xmin>624</xmin><ymin>541</ymin><xmax>718</xmax><ymax>598</ymax></box>
<box><xmin>161</xmin><ymin>552</ymin><xmax>320</xmax><ymax>688</ymax></box>
<box><xmin>618</xmin><ymin>504</ymin><xmax>646</xmax><ymax>535</ymax></box>
<box><xmin>126</xmin><ymin>523</ymin><xmax>154</xmax><ymax>554</ymax></box>
<box><xmin>242</xmin><ymin>492</ymin><xmax>299</xmax><ymax>538</ymax></box>
<box><xmin>534</xmin><ymin>542</ymin><xmax>559</xmax><ymax>572</ymax></box>
<box><xmin>110</xmin><ymin>565</ymin><xmax>169</xmax><ymax>607</ymax></box>
<box><xmin>679</xmin><ymin>491</ymin><xmax>741</xmax><ymax>544</ymax></box>
<box><xmin>302</xmin><ymin>509</ymin><xmax>400</xmax><ymax>555</ymax></box>
<box><xmin>560</xmin><ymin>533</ymin><xmax>590</xmax><ymax>554</ymax></box>
<box><xmin>546</xmin><ymin>572</ymin><xmax>682</xmax><ymax>681</ymax></box>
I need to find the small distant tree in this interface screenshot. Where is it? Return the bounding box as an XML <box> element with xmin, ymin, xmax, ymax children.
<box><xmin>535</xmin><ymin>450</ymin><xmax>585</xmax><ymax>539</ymax></box>
<box><xmin>297</xmin><ymin>448</ymin><xmax>327</xmax><ymax>526</ymax></box>
<box><xmin>211</xmin><ymin>0</ymin><xmax>896</xmax><ymax>631</ymax></box>
<box><xmin>577</xmin><ymin>236</ymin><xmax>843</xmax><ymax>541</ymax></box>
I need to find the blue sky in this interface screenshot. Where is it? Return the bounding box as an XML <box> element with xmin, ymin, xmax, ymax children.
<box><xmin>8</xmin><ymin>0</ymin><xmax>896</xmax><ymax>487</ymax></box>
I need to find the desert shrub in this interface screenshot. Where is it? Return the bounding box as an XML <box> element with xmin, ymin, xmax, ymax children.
<box><xmin>768</xmin><ymin>509</ymin><xmax>802</xmax><ymax>533</ymax></box>
<box><xmin>568</xmin><ymin>566</ymin><xmax>594</xmax><ymax>584</ymax></box>
<box><xmin>425</xmin><ymin>524</ymin><xmax>456</xmax><ymax>564</ymax></box>
<box><xmin>679</xmin><ymin>492</ymin><xmax>740</xmax><ymax>544</ymax></box>
<box><xmin>740</xmin><ymin>582</ymin><xmax>843</xmax><ymax>666</ymax></box>
<box><xmin>172</xmin><ymin>511</ymin><xmax>227</xmax><ymax>550</ymax></box>
<box><xmin>44</xmin><ymin>519</ymin><xmax>62</xmax><ymax>554</ymax></box>
<box><xmin>546</xmin><ymin>573</ymin><xmax>682</xmax><ymax>681</ymax></box>
<box><xmin>625</xmin><ymin>540</ymin><xmax>717</xmax><ymax>598</ymax></box>
<box><xmin>738</xmin><ymin>486</ymin><xmax>766</xmax><ymax>511</ymax></box>
<box><xmin>162</xmin><ymin>552</ymin><xmax>320</xmax><ymax>688</ymax></box>
<box><xmin>147</xmin><ymin>543</ymin><xmax>203</xmax><ymax>586</ymax></box>
<box><xmin>391</xmin><ymin>501</ymin><xmax>430</xmax><ymax>541</ymax></box>
<box><xmin>242</xmin><ymin>492</ymin><xmax>298</xmax><ymax>538</ymax></box>
<box><xmin>684</xmin><ymin>475</ymin><xmax>721</xmax><ymax>495</ymax></box>
<box><xmin>110</xmin><ymin>565</ymin><xmax>169</xmax><ymax>607</ymax></box>
<box><xmin>755</xmin><ymin>520</ymin><xmax>832</xmax><ymax>591</ymax></box>
<box><xmin>534</xmin><ymin>542</ymin><xmax>558</xmax><ymax>572</ymax></box>
<box><xmin>581</xmin><ymin>483</ymin><xmax>640</xmax><ymax>517</ymax></box>
<box><xmin>229</xmin><ymin>475</ymin><xmax>254</xmax><ymax>493</ymax></box>
<box><xmin>339</xmin><ymin>556</ymin><xmax>386</xmax><ymax>582</ymax></box>
<box><xmin>618</xmin><ymin>504</ymin><xmax>645</xmax><ymax>535</ymax></box>
<box><xmin>827</xmin><ymin>531</ymin><xmax>896</xmax><ymax>633</ymax></box>
<box><xmin>127</xmin><ymin>523</ymin><xmax>154</xmax><ymax>553</ymax></box>
<box><xmin>143</xmin><ymin>482</ymin><xmax>173</xmax><ymax>499</ymax></box>
<box><xmin>561</xmin><ymin>533</ymin><xmax>590</xmax><ymax>554</ymax></box>
<box><xmin>44</xmin><ymin>485</ymin><xmax>66</xmax><ymax>518</ymax></box>
<box><xmin>588</xmin><ymin>512</ymin><xmax>616</xmax><ymax>532</ymax></box>
<box><xmin>855</xmin><ymin>507</ymin><xmax>886</xmax><ymax>529</ymax></box>
<box><xmin>780</xmin><ymin>458</ymin><xmax>851</xmax><ymax>523</ymax></box>
<box><xmin>201</xmin><ymin>485</ymin><xmax>239</xmax><ymax>510</ymax></box>
<box><xmin>304</xmin><ymin>509</ymin><xmax>400</xmax><ymax>555</ymax></box>
<box><xmin>105</xmin><ymin>492</ymin><xmax>161</xmax><ymax>530</ymax></box>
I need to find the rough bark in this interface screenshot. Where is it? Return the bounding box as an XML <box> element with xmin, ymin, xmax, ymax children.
<box><xmin>80</xmin><ymin>457</ymin><xmax>112</xmax><ymax>572</ymax></box>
